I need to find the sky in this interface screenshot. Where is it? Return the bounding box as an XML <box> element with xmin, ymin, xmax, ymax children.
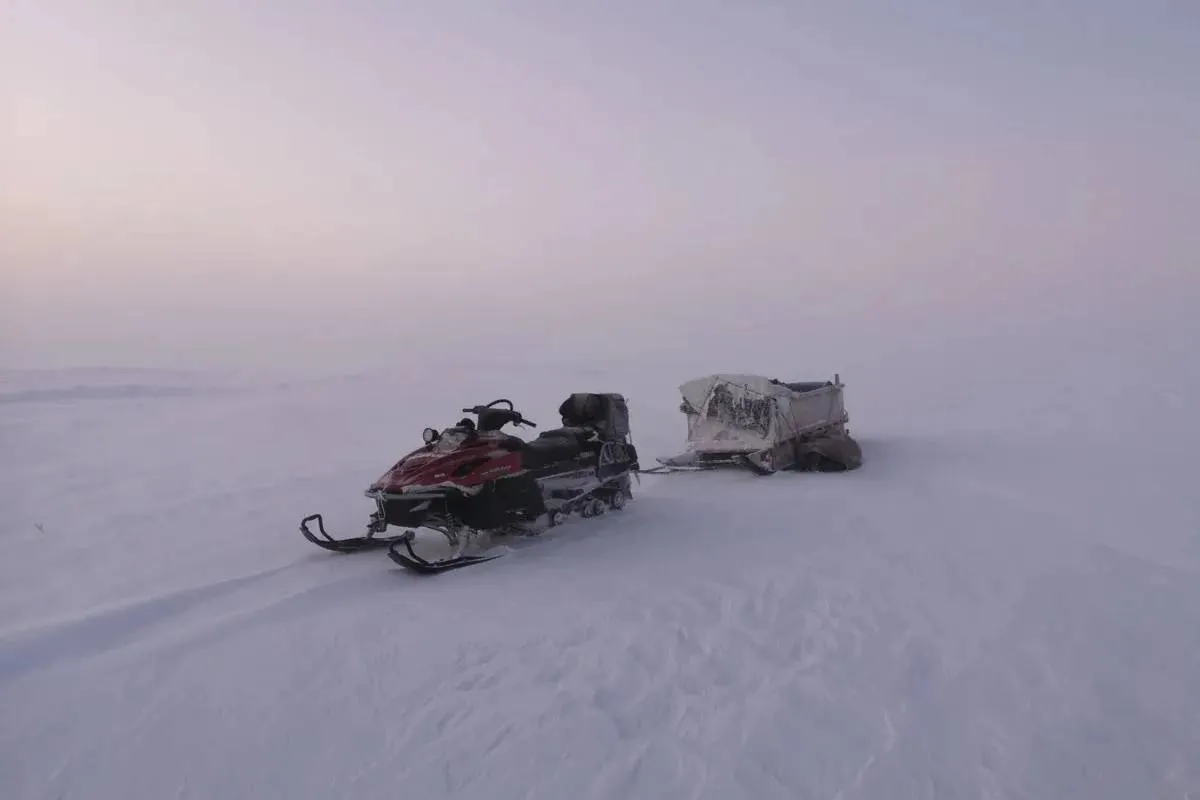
<box><xmin>3</xmin><ymin>0</ymin><xmax>1199</xmax><ymax>374</ymax></box>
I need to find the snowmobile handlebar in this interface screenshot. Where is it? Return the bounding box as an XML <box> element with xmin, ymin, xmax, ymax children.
<box><xmin>461</xmin><ymin>400</ymin><xmax>538</xmax><ymax>429</ymax></box>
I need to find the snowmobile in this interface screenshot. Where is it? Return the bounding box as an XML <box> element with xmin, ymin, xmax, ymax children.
<box><xmin>648</xmin><ymin>373</ymin><xmax>863</xmax><ymax>475</ymax></box>
<box><xmin>299</xmin><ymin>394</ymin><xmax>640</xmax><ymax>573</ymax></box>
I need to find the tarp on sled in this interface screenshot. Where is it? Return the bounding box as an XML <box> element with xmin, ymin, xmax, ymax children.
<box><xmin>659</xmin><ymin>373</ymin><xmax>861</xmax><ymax>472</ymax></box>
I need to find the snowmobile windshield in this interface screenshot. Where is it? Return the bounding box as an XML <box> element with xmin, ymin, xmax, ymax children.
<box><xmin>433</xmin><ymin>428</ymin><xmax>469</xmax><ymax>452</ymax></box>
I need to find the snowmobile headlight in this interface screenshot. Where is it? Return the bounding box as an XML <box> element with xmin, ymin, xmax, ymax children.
<box><xmin>422</xmin><ymin>427</ymin><xmax>440</xmax><ymax>444</ymax></box>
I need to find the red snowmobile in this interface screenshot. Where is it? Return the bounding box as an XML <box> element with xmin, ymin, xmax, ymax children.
<box><xmin>300</xmin><ymin>394</ymin><xmax>640</xmax><ymax>573</ymax></box>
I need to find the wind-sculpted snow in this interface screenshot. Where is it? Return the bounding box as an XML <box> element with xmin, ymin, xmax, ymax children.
<box><xmin>1</xmin><ymin>355</ymin><xmax>1198</xmax><ymax>799</ymax></box>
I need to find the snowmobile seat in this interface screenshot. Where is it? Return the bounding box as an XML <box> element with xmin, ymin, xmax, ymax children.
<box><xmin>557</xmin><ymin>393</ymin><xmax>631</xmax><ymax>441</ymax></box>
<box><xmin>521</xmin><ymin>433</ymin><xmax>585</xmax><ymax>469</ymax></box>
<box><xmin>536</xmin><ymin>426</ymin><xmax>593</xmax><ymax>443</ymax></box>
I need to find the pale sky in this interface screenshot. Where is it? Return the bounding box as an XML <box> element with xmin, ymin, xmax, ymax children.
<box><xmin>3</xmin><ymin>1</ymin><xmax>1198</xmax><ymax>373</ymax></box>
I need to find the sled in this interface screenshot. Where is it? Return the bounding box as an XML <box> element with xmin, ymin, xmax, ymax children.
<box><xmin>650</xmin><ymin>373</ymin><xmax>862</xmax><ymax>475</ymax></box>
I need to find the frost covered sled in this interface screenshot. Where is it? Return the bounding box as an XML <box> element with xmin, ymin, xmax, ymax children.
<box><xmin>300</xmin><ymin>394</ymin><xmax>640</xmax><ymax>573</ymax></box>
<box><xmin>652</xmin><ymin>373</ymin><xmax>862</xmax><ymax>475</ymax></box>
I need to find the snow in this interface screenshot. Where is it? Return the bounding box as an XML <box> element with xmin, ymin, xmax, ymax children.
<box><xmin>2</xmin><ymin>325</ymin><xmax>1199</xmax><ymax>800</ymax></box>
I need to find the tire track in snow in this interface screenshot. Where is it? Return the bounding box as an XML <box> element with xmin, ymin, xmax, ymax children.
<box><xmin>0</xmin><ymin>557</ymin><xmax>330</xmax><ymax>686</ymax></box>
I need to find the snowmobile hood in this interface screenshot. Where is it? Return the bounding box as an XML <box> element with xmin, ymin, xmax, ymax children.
<box><xmin>367</xmin><ymin>434</ymin><xmax>521</xmax><ymax>494</ymax></box>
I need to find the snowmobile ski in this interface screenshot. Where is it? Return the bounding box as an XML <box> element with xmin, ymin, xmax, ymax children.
<box><xmin>385</xmin><ymin>537</ymin><xmax>504</xmax><ymax>573</ymax></box>
<box><xmin>299</xmin><ymin>513</ymin><xmax>411</xmax><ymax>553</ymax></box>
